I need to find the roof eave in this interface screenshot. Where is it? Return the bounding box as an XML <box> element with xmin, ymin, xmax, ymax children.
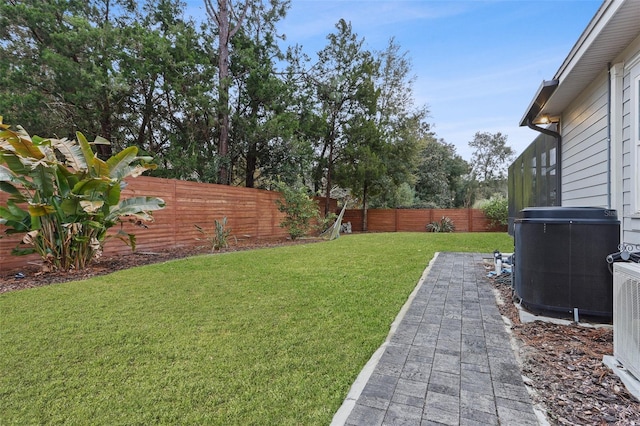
<box><xmin>518</xmin><ymin>79</ymin><xmax>559</xmax><ymax>127</ymax></box>
<box><xmin>518</xmin><ymin>0</ymin><xmax>640</xmax><ymax>127</ymax></box>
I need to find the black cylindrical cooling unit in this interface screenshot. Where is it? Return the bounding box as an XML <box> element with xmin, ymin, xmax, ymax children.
<box><xmin>514</xmin><ymin>207</ymin><xmax>620</xmax><ymax>318</ymax></box>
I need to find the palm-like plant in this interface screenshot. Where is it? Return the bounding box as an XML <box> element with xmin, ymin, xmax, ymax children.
<box><xmin>0</xmin><ymin>117</ymin><xmax>165</xmax><ymax>271</ymax></box>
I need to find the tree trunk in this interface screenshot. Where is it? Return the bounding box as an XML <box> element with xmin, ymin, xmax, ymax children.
<box><xmin>324</xmin><ymin>141</ymin><xmax>333</xmax><ymax>216</ymax></box>
<box><xmin>363</xmin><ymin>178</ymin><xmax>368</xmax><ymax>232</ymax></box>
<box><xmin>245</xmin><ymin>143</ymin><xmax>257</xmax><ymax>188</ymax></box>
<box><xmin>97</xmin><ymin>98</ymin><xmax>113</xmax><ymax>159</ymax></box>
<box><xmin>217</xmin><ymin>0</ymin><xmax>231</xmax><ymax>184</ymax></box>
<box><xmin>205</xmin><ymin>0</ymin><xmax>251</xmax><ymax>185</ymax></box>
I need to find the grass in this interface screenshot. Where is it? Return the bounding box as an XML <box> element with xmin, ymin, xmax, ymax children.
<box><xmin>0</xmin><ymin>232</ymin><xmax>512</xmax><ymax>425</ymax></box>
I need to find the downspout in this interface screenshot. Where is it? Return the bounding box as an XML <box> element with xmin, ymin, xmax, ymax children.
<box><xmin>607</xmin><ymin>62</ymin><xmax>612</xmax><ymax>209</ymax></box>
<box><xmin>525</xmin><ymin>119</ymin><xmax>562</xmax><ymax>206</ymax></box>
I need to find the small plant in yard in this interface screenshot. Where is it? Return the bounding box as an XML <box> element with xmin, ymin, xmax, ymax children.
<box><xmin>195</xmin><ymin>217</ymin><xmax>234</xmax><ymax>251</ymax></box>
<box><xmin>316</xmin><ymin>211</ymin><xmax>338</xmax><ymax>234</ymax></box>
<box><xmin>426</xmin><ymin>216</ymin><xmax>455</xmax><ymax>233</ymax></box>
<box><xmin>274</xmin><ymin>179</ymin><xmax>319</xmax><ymax>240</ymax></box>
<box><xmin>0</xmin><ymin>117</ymin><xmax>165</xmax><ymax>271</ymax></box>
<box><xmin>481</xmin><ymin>195</ymin><xmax>508</xmax><ymax>228</ymax></box>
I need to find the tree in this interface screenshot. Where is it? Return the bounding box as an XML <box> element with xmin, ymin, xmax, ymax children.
<box><xmin>469</xmin><ymin>131</ymin><xmax>514</xmax><ymax>182</ymax></box>
<box><xmin>334</xmin><ymin>114</ymin><xmax>384</xmax><ymax>227</ymax></box>
<box><xmin>469</xmin><ymin>131</ymin><xmax>514</xmax><ymax>199</ymax></box>
<box><xmin>228</xmin><ymin>1</ymin><xmax>296</xmax><ymax>187</ymax></box>
<box><xmin>116</xmin><ymin>0</ymin><xmax>217</xmax><ymax>181</ymax></box>
<box><xmin>415</xmin><ymin>137</ymin><xmax>469</xmax><ymax>208</ymax></box>
<box><xmin>204</xmin><ymin>0</ymin><xmax>250</xmax><ymax>184</ymax></box>
<box><xmin>0</xmin><ymin>0</ymin><xmax>214</xmax><ymax>173</ymax></box>
<box><xmin>0</xmin><ymin>0</ymin><xmax>138</xmax><ymax>158</ymax></box>
<box><xmin>310</xmin><ymin>19</ymin><xmax>378</xmax><ymax>215</ymax></box>
<box><xmin>274</xmin><ymin>179</ymin><xmax>319</xmax><ymax>240</ymax></box>
<box><xmin>358</xmin><ymin>39</ymin><xmax>428</xmax><ymax>213</ymax></box>
<box><xmin>313</xmin><ymin>36</ymin><xmax>430</xmax><ymax>231</ymax></box>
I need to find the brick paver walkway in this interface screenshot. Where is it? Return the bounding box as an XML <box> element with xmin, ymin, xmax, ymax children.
<box><xmin>333</xmin><ymin>252</ymin><xmax>542</xmax><ymax>426</ymax></box>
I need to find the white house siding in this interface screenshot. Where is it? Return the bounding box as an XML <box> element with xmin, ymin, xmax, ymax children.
<box><xmin>620</xmin><ymin>57</ymin><xmax>640</xmax><ymax>245</ymax></box>
<box><xmin>561</xmin><ymin>73</ymin><xmax>610</xmax><ymax>207</ymax></box>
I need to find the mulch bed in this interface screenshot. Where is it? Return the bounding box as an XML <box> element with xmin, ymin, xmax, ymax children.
<box><xmin>487</xmin><ymin>267</ymin><xmax>640</xmax><ymax>425</ymax></box>
<box><xmin>0</xmin><ymin>238</ymin><xmax>319</xmax><ymax>294</ymax></box>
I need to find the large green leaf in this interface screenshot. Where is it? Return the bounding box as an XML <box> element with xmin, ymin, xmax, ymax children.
<box><xmin>51</xmin><ymin>138</ymin><xmax>87</xmax><ymax>171</ymax></box>
<box><xmin>32</xmin><ymin>164</ymin><xmax>56</xmax><ymax>199</ymax></box>
<box><xmin>0</xmin><ymin>182</ymin><xmax>27</xmax><ymax>204</ymax></box>
<box><xmin>106</xmin><ymin>146</ymin><xmax>138</xmax><ymax>180</ymax></box>
<box><xmin>55</xmin><ymin>166</ymin><xmax>72</xmax><ymax>198</ymax></box>
<box><xmin>71</xmin><ymin>178</ymin><xmax>111</xmax><ymax>198</ymax></box>
<box><xmin>91</xmin><ymin>157</ymin><xmax>110</xmax><ymax>178</ymax></box>
<box><xmin>1</xmin><ymin>129</ymin><xmax>45</xmax><ymax>160</ymax></box>
<box><xmin>106</xmin><ymin>183</ymin><xmax>121</xmax><ymax>206</ymax></box>
<box><xmin>0</xmin><ymin>154</ymin><xmax>28</xmax><ymax>175</ymax></box>
<box><xmin>28</xmin><ymin>203</ymin><xmax>56</xmax><ymax>217</ymax></box>
<box><xmin>0</xmin><ymin>203</ymin><xmax>28</xmax><ymax>222</ymax></box>
<box><xmin>0</xmin><ymin>164</ymin><xmax>16</xmax><ymax>181</ymax></box>
<box><xmin>75</xmin><ymin>132</ymin><xmax>96</xmax><ymax>168</ymax></box>
<box><xmin>92</xmin><ymin>135</ymin><xmax>111</xmax><ymax>146</ymax></box>
<box><xmin>105</xmin><ymin>196</ymin><xmax>165</xmax><ymax>223</ymax></box>
<box><xmin>75</xmin><ymin>131</ymin><xmax>108</xmax><ymax>178</ymax></box>
<box><xmin>1</xmin><ymin>218</ymin><xmax>30</xmax><ymax>232</ymax></box>
<box><xmin>60</xmin><ymin>198</ymin><xmax>81</xmax><ymax>216</ymax></box>
<box><xmin>11</xmin><ymin>247</ymin><xmax>36</xmax><ymax>256</ymax></box>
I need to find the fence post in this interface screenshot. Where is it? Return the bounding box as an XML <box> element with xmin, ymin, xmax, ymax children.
<box><xmin>468</xmin><ymin>208</ymin><xmax>473</xmax><ymax>232</ymax></box>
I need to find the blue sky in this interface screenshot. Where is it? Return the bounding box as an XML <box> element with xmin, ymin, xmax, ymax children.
<box><xmin>187</xmin><ymin>0</ymin><xmax>603</xmax><ymax>161</ymax></box>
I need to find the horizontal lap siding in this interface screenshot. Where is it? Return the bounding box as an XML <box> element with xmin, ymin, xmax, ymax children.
<box><xmin>561</xmin><ymin>75</ymin><xmax>610</xmax><ymax>207</ymax></box>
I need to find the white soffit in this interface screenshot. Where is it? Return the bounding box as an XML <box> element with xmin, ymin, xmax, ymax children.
<box><xmin>541</xmin><ymin>0</ymin><xmax>640</xmax><ymax>118</ymax></box>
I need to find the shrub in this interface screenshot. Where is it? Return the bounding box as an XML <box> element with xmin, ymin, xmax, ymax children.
<box><xmin>274</xmin><ymin>180</ymin><xmax>319</xmax><ymax>240</ymax></box>
<box><xmin>426</xmin><ymin>216</ymin><xmax>455</xmax><ymax>233</ymax></box>
<box><xmin>195</xmin><ymin>217</ymin><xmax>234</xmax><ymax>251</ymax></box>
<box><xmin>481</xmin><ymin>195</ymin><xmax>508</xmax><ymax>228</ymax></box>
<box><xmin>0</xmin><ymin>117</ymin><xmax>165</xmax><ymax>271</ymax></box>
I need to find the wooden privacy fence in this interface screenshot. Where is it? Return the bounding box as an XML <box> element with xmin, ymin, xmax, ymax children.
<box><xmin>0</xmin><ymin>176</ymin><xmax>336</xmax><ymax>272</ymax></box>
<box><xmin>0</xmin><ymin>175</ymin><xmax>498</xmax><ymax>272</ymax></box>
<box><xmin>342</xmin><ymin>208</ymin><xmax>499</xmax><ymax>233</ymax></box>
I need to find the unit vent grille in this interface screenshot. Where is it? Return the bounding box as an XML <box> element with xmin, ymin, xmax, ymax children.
<box><xmin>613</xmin><ymin>263</ymin><xmax>640</xmax><ymax>380</ymax></box>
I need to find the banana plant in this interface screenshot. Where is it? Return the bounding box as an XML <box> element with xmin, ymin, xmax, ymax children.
<box><xmin>0</xmin><ymin>116</ymin><xmax>165</xmax><ymax>271</ymax></box>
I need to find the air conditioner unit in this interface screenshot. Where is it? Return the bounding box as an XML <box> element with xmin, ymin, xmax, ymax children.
<box><xmin>613</xmin><ymin>263</ymin><xmax>640</xmax><ymax>380</ymax></box>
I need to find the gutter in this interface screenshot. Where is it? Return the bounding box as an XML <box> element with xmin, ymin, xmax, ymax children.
<box><xmin>519</xmin><ymin>79</ymin><xmax>559</xmax><ymax>127</ymax></box>
<box><xmin>525</xmin><ymin>119</ymin><xmax>562</xmax><ymax>206</ymax></box>
<box><xmin>521</xmin><ymin>79</ymin><xmax>562</xmax><ymax>206</ymax></box>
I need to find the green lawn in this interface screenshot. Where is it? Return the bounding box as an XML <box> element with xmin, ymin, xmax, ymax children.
<box><xmin>0</xmin><ymin>232</ymin><xmax>512</xmax><ymax>425</ymax></box>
